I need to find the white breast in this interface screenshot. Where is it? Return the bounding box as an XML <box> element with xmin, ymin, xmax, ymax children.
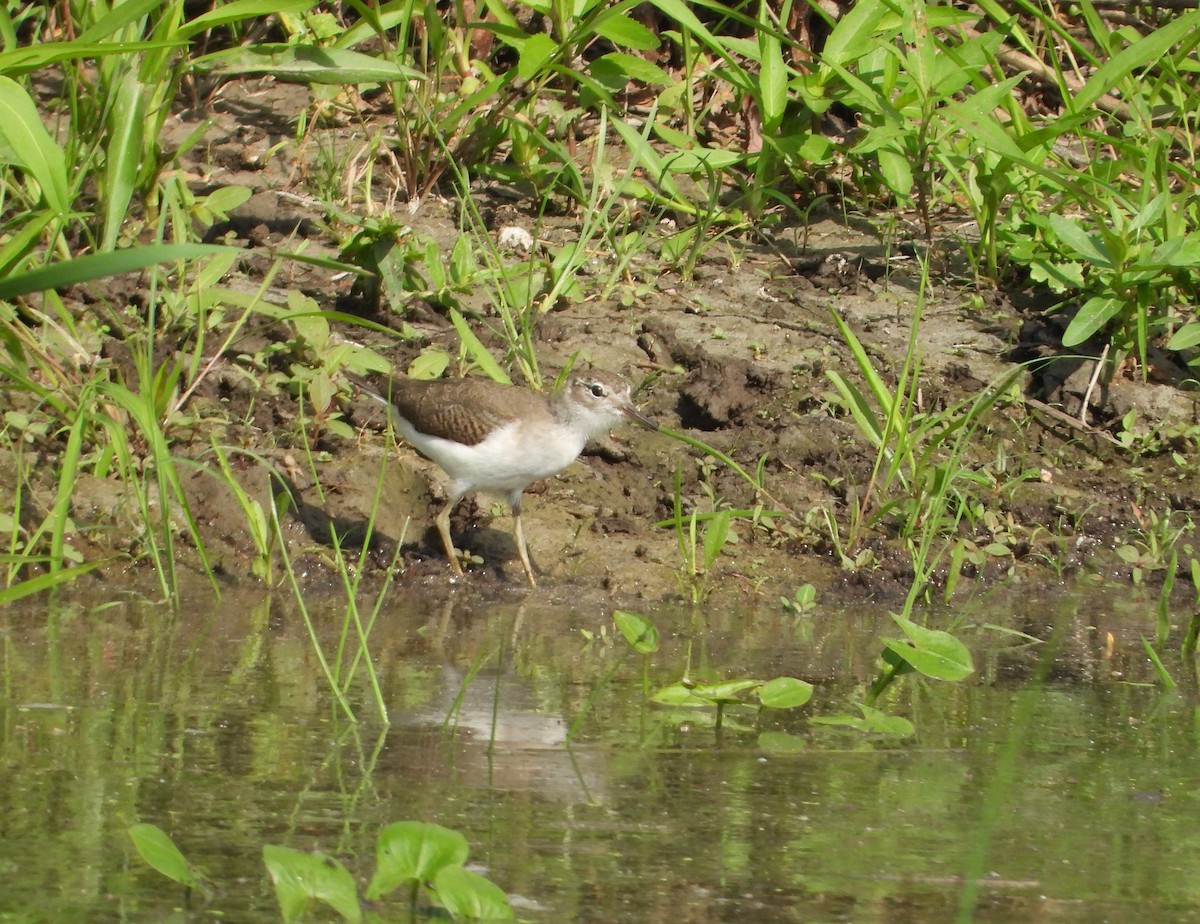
<box><xmin>397</xmin><ymin>418</ymin><xmax>588</xmax><ymax>497</ymax></box>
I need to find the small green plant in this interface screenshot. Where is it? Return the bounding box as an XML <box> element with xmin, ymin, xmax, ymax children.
<box><xmin>810</xmin><ymin>703</ymin><xmax>915</xmax><ymax>736</ymax></box>
<box><xmin>130</xmin><ymin>820</ymin><xmax>513</xmax><ymax>922</ymax></box>
<box><xmin>673</xmin><ymin>498</ymin><xmax>733</xmax><ymax>607</ymax></box>
<box><xmin>208</xmin><ymin>443</ymin><xmax>275</xmax><ymax>583</ymax></box>
<box><xmin>610</xmin><ymin>609</ymin><xmax>814</xmax><ymax>732</ymax></box>
<box><xmin>652</xmin><ymin>675</ymin><xmax>815</xmax><ymax>732</ymax></box>
<box><xmin>1116</xmin><ymin>508</ymin><xmax>1191</xmax><ymax>585</ymax></box>
<box><xmin>825</xmin><ymin>256</ymin><xmax>1026</xmax><ymax>610</ymax></box>
<box><xmin>1032</xmin><ymin>205</ymin><xmax>1200</xmax><ymax>376</ymax></box>
<box><xmin>867</xmin><ymin>613</ymin><xmax>974</xmax><ymax>702</ymax></box>
<box><xmin>780</xmin><ymin>583</ymin><xmax>817</xmax><ymax>615</ymax></box>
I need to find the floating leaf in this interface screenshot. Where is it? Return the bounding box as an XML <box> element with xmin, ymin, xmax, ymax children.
<box><xmin>652</xmin><ymin>679</ymin><xmax>758</xmax><ymax>707</ymax></box>
<box><xmin>811</xmin><ymin>704</ymin><xmax>914</xmax><ymax>735</ymax></box>
<box><xmin>757</xmin><ymin>677</ymin><xmax>814</xmax><ymax>709</ymax></box>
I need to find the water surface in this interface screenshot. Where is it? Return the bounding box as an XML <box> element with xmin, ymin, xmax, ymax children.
<box><xmin>2</xmin><ymin>584</ymin><xmax>1197</xmax><ymax>922</ymax></box>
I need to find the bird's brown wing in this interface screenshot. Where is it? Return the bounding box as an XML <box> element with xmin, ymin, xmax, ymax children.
<box><xmin>375</xmin><ymin>375</ymin><xmax>551</xmax><ymax>446</ymax></box>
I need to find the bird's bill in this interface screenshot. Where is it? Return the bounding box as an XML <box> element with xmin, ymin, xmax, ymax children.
<box><xmin>622</xmin><ymin>404</ymin><xmax>659</xmax><ymax>431</ymax></box>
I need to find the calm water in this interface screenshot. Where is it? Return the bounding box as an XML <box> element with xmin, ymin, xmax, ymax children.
<box><xmin>2</xmin><ymin>583</ymin><xmax>1199</xmax><ymax>922</ymax></box>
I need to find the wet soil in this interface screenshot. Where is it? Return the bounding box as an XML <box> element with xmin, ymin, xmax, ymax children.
<box><xmin>32</xmin><ymin>76</ymin><xmax>1200</xmax><ymax>604</ymax></box>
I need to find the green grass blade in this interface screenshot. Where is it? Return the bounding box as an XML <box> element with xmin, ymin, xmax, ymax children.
<box><xmin>829</xmin><ymin>307</ymin><xmax>894</xmax><ymax>418</ymax></box>
<box><xmin>0</xmin><ymin>244</ymin><xmax>232</xmax><ymax>299</ymax></box>
<box><xmin>192</xmin><ymin>44</ymin><xmax>423</xmax><ymax>84</ymax></box>
<box><xmin>99</xmin><ymin>67</ymin><xmax>146</xmax><ymax>251</ymax></box>
<box><xmin>0</xmin><ymin>76</ymin><xmax>69</xmax><ymax>217</ymax></box>
<box><xmin>47</xmin><ymin>396</ymin><xmax>88</xmax><ymax>572</ymax></box>
<box><xmin>178</xmin><ymin>0</ymin><xmax>316</xmax><ymax>39</ymax></box>
<box><xmin>449</xmin><ymin>308</ymin><xmax>511</xmax><ymax>384</ymax></box>
<box><xmin>0</xmin><ymin>561</ymin><xmax>104</xmax><ymax>604</ymax></box>
<box><xmin>1074</xmin><ymin>11</ymin><xmax>1200</xmax><ymax>112</ymax></box>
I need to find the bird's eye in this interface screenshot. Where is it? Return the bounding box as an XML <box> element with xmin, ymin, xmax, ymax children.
<box><xmin>589</xmin><ymin>383</ymin><xmax>605</xmax><ymax>398</ymax></box>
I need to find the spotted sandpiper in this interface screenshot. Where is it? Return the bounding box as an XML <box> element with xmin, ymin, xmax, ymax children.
<box><xmin>350</xmin><ymin>370</ymin><xmax>657</xmax><ymax>586</ymax></box>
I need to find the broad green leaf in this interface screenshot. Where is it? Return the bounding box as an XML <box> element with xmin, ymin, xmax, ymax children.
<box><xmin>1151</xmin><ymin>235</ymin><xmax>1200</xmax><ymax>268</ymax></box>
<box><xmin>614</xmin><ymin>609</ymin><xmax>659</xmax><ymax>654</ymax></box>
<box><xmin>1116</xmin><ymin>544</ymin><xmax>1140</xmax><ymax>564</ymax></box>
<box><xmin>691</xmin><ymin>679</ymin><xmax>760</xmax><ymax>701</ymax></box>
<box><xmin>791</xmin><ymin>584</ymin><xmax>817</xmax><ymax>608</ymax></box>
<box><xmin>0</xmin><ymin>244</ymin><xmax>233</xmax><ymax>300</ymax></box>
<box><xmin>645</xmin><ymin>0</ymin><xmax>723</xmax><ymax>56</ymax></box>
<box><xmin>653</xmin><ymin>679</ymin><xmax>758</xmax><ymax>706</ymax></box>
<box><xmin>128</xmin><ymin>824</ymin><xmax>200</xmax><ymax>889</ymax></box>
<box><xmin>941</xmin><ymin>76</ymin><xmax>1031</xmax><ymax>164</ymax></box>
<box><xmin>757</xmin><ymin>677</ymin><xmax>814</xmax><ymax>709</ymax></box>
<box><xmin>591</xmin><ymin>52</ymin><xmax>671</xmax><ymax>86</ymax></box>
<box><xmin>366</xmin><ymin>822</ymin><xmax>469</xmax><ymax>900</ymax></box>
<box><xmin>433</xmin><ymin>865</ymin><xmax>514</xmax><ymax>920</ymax></box>
<box><xmin>518</xmin><ymin>32</ymin><xmax>557</xmax><ymax>80</ymax></box>
<box><xmin>263</xmin><ymin>845</ymin><xmax>361</xmax><ymax>924</ymax></box>
<box><xmin>202</xmin><ymin>184</ymin><xmax>253</xmax><ymax>217</ymax></box>
<box><xmin>1167</xmin><ymin>321</ymin><xmax>1200</xmax><ymax>351</ymax></box>
<box><xmin>193</xmin><ymin>44</ymin><xmax>422</xmax><ymax>84</ymax></box>
<box><xmin>821</xmin><ymin>0</ymin><xmax>890</xmax><ymax>68</ymax></box>
<box><xmin>100</xmin><ymin>66</ymin><xmax>146</xmax><ymax>251</ymax></box>
<box><xmin>702</xmin><ymin>509</ymin><xmax>731</xmax><ymax>570</ymax></box>
<box><xmin>408</xmin><ymin>348</ymin><xmax>451</xmax><ymax>380</ymax></box>
<box><xmin>1062</xmin><ymin>295</ymin><xmax>1124</xmax><ymax>347</ymax></box>
<box><xmin>883</xmin><ymin>614</ymin><xmax>973</xmax><ymax>681</ymax></box>
<box><xmin>593</xmin><ymin>13</ymin><xmax>659</xmax><ymax>51</ymax></box>
<box><xmin>651</xmin><ymin>683</ymin><xmax>703</xmax><ymax>706</ymax></box>
<box><xmin>661</xmin><ymin>147</ymin><xmax>744</xmax><ymax>174</ymax></box>
<box><xmin>757</xmin><ymin>9</ymin><xmax>786</xmax><ymax>129</ymax></box>
<box><xmin>0</xmin><ymin>76</ymin><xmax>69</xmax><ymax>217</ymax></box>
<box><xmin>1030</xmin><ymin>259</ymin><xmax>1084</xmax><ymax>292</ymax></box>
<box><xmin>877</xmin><ymin>147</ymin><xmax>913</xmax><ymax>199</ymax></box>
<box><xmin>1047</xmin><ymin>214</ymin><xmax>1109</xmax><ymax>264</ymax></box>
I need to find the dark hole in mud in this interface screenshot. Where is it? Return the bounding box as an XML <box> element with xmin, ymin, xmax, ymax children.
<box><xmin>676</xmin><ymin>392</ymin><xmax>724</xmax><ymax>431</ymax></box>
